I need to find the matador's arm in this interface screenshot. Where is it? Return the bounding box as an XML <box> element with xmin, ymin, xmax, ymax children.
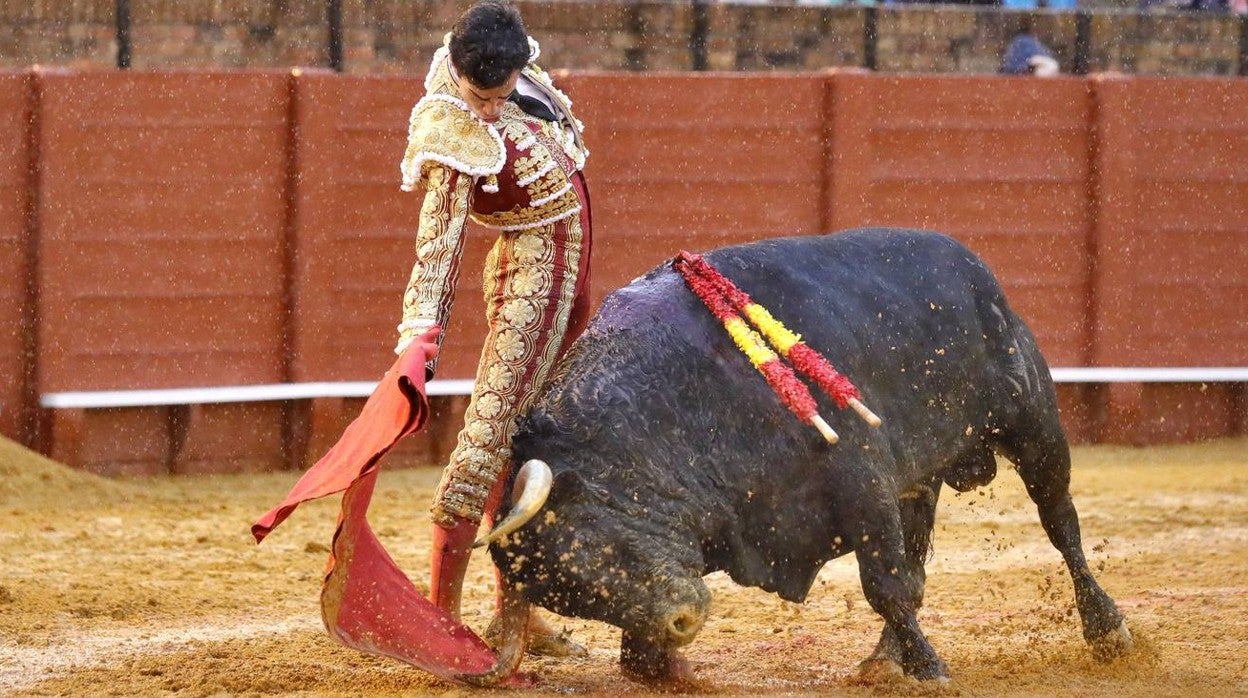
<box><xmin>394</xmin><ymin>88</ymin><xmax>504</xmax><ymax>372</ymax></box>
<box><xmin>395</xmin><ymin>163</ymin><xmax>474</xmax><ymax>379</ymax></box>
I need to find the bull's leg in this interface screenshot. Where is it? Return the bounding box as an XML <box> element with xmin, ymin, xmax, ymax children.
<box><xmin>1002</xmin><ymin>426</ymin><xmax>1132</xmax><ymax>660</ymax></box>
<box><xmin>854</xmin><ymin>505</ymin><xmax>949</xmax><ymax>681</ymax></box>
<box><xmin>859</xmin><ymin>476</ymin><xmax>943</xmax><ymax>678</ymax></box>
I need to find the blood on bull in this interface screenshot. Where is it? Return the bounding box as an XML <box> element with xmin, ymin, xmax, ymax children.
<box><xmin>465</xmin><ymin>227</ymin><xmax>1133</xmax><ymax>685</ymax></box>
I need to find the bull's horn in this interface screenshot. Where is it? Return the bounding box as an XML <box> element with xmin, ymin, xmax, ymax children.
<box><xmin>473</xmin><ymin>459</ymin><xmax>553</xmax><ymax>548</ymax></box>
<box><xmin>457</xmin><ymin>577</ymin><xmax>530</xmax><ymax>686</ymax></box>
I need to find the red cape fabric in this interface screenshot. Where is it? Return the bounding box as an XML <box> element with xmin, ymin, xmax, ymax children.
<box><xmin>251</xmin><ymin>329</ymin><xmax>523</xmax><ymax>686</ymax></box>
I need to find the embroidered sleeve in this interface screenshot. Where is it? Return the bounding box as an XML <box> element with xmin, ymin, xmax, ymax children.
<box><xmin>396</xmin><ymin>164</ymin><xmax>474</xmax><ymax>374</ymax></box>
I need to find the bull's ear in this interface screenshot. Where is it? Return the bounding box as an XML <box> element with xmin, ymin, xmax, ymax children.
<box><xmin>552</xmin><ymin>468</ymin><xmax>586</xmax><ymax>497</ymax></box>
<box><xmin>515</xmin><ymin>407</ymin><xmax>559</xmax><ymax>441</ymax></box>
<box><xmin>553</xmin><ymin>469</ymin><xmax>611</xmax><ymax>505</ymax></box>
<box><xmin>513</xmin><ymin>409</ymin><xmax>564</xmax><ymax>465</ymax></box>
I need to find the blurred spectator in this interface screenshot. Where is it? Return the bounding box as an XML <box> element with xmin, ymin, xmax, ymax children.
<box><xmin>1178</xmin><ymin>0</ymin><xmax>1228</xmax><ymax>9</ymax></box>
<box><xmin>1002</xmin><ymin>0</ymin><xmax>1077</xmax><ymax>8</ymax></box>
<box><xmin>1184</xmin><ymin>0</ymin><xmax>1228</xmax><ymax>10</ymax></box>
<box><xmin>1140</xmin><ymin>0</ymin><xmax>1233</xmax><ymax>10</ymax></box>
<box><xmin>1000</xmin><ymin>27</ymin><xmax>1060</xmax><ymax>76</ymax></box>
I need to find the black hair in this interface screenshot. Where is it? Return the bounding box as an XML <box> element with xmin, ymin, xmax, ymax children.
<box><xmin>449</xmin><ymin>1</ymin><xmax>529</xmax><ymax>89</ymax></box>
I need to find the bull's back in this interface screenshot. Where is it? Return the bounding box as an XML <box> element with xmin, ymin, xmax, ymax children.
<box><xmin>718</xmin><ymin>228</ymin><xmax>1043</xmax><ymax>435</ymax></box>
<box><xmin>700</xmin><ymin>227</ymin><xmax>1022</xmax><ymax>376</ymax></box>
<box><xmin>589</xmin><ymin>227</ymin><xmax>1047</xmax><ymax>464</ymax></box>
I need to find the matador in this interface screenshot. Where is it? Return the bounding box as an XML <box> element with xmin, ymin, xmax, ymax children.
<box><xmin>394</xmin><ymin>1</ymin><xmax>592</xmax><ymax>652</ymax></box>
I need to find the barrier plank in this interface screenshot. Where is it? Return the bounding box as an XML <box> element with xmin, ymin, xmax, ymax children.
<box><xmin>37</xmin><ymin>72</ymin><xmax>292</xmax><ymax>391</ymax></box>
<box><xmin>1091</xmin><ymin>76</ymin><xmax>1248</xmax><ymax>367</ymax></box>
<box><xmin>0</xmin><ymin>72</ymin><xmax>33</xmax><ymax>443</ymax></box>
<box><xmin>286</xmin><ymin>73</ymin><xmax>482</xmax><ymax>381</ymax></box>
<box><xmin>560</xmin><ymin>73</ymin><xmax>826</xmax><ymax>305</ymax></box>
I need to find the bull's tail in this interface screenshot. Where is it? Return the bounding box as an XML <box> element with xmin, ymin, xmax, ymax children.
<box><xmin>992</xmin><ymin>302</ymin><xmax>1032</xmax><ymax>397</ymax></box>
<box><xmin>976</xmin><ymin>291</ymin><xmax>1070</xmax><ymax>479</ymax></box>
<box><xmin>973</xmin><ymin>275</ymin><xmax>1047</xmax><ymax>405</ymax></box>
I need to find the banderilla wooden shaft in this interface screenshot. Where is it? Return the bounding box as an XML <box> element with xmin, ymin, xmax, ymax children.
<box><xmin>810</xmin><ymin>414</ymin><xmax>840</xmax><ymax>444</ymax></box>
<box><xmin>848</xmin><ymin>398</ymin><xmax>882</xmax><ymax>428</ymax></box>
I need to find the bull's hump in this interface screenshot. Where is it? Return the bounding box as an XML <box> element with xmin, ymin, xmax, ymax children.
<box><xmin>699</xmin><ymin>229</ymin><xmax>975</xmax><ymax>281</ymax></box>
<box><xmin>597</xmin><ymin>270</ymin><xmax>686</xmax><ymax>324</ymax></box>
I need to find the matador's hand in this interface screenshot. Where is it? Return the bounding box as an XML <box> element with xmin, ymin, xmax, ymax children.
<box><xmin>395</xmin><ymin>318</ymin><xmax>435</xmax><ymax>356</ymax></box>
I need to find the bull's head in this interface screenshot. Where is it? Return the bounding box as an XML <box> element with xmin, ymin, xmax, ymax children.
<box><xmin>466</xmin><ymin>458</ymin><xmax>711</xmax><ymax>683</ymax></box>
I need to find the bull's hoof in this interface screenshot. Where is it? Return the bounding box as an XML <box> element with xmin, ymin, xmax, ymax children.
<box><xmin>484</xmin><ymin>615</ymin><xmax>589</xmax><ymax>658</ymax></box>
<box><xmin>856</xmin><ymin>657</ymin><xmax>904</xmax><ymax>682</ymax></box>
<box><xmin>856</xmin><ymin>657</ymin><xmax>949</xmax><ymax>685</ymax></box>
<box><xmin>527</xmin><ymin>628</ymin><xmax>588</xmax><ymax>658</ymax></box>
<box><xmin>1090</xmin><ymin>620</ymin><xmax>1133</xmax><ymax>662</ymax></box>
<box><xmin>910</xmin><ymin>664</ymin><xmax>951</xmax><ymax>683</ymax></box>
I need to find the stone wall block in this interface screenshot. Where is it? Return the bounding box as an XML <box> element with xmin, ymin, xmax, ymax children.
<box><xmin>0</xmin><ymin>4</ymin><xmax>1241</xmax><ymax>89</ymax></box>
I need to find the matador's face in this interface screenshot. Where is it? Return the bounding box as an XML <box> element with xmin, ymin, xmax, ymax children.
<box><xmin>454</xmin><ymin>68</ymin><xmax>520</xmax><ymax>124</ymax></box>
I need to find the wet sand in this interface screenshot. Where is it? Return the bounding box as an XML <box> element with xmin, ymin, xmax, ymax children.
<box><xmin>2</xmin><ymin>436</ymin><xmax>1246</xmax><ymax>696</ymax></box>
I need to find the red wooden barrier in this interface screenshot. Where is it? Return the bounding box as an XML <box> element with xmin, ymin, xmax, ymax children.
<box><xmin>0</xmin><ymin>72</ymin><xmax>34</xmax><ymax>444</ymax></box>
<box><xmin>291</xmin><ymin>72</ymin><xmax>422</xmax><ymax>381</ymax></box>
<box><xmin>2</xmin><ymin>70</ymin><xmax>1243</xmax><ymax>473</ymax></box>
<box><xmin>287</xmin><ymin>71</ymin><xmax>479</xmax><ymax>467</ymax></box>
<box><xmin>827</xmin><ymin>72</ymin><xmax>1103</xmax><ymax>441</ymax></box>
<box><xmin>36</xmin><ymin>72</ymin><xmax>292</xmax><ymax>474</ymax></box>
<box><xmin>559</xmin><ymin>72</ymin><xmax>828</xmax><ymax>306</ymax></box>
<box><xmin>1091</xmin><ymin>76</ymin><xmax>1248</xmax><ymax>443</ymax></box>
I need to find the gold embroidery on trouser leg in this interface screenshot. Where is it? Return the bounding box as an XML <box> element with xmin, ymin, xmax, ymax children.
<box><xmin>431</xmin><ymin>215</ymin><xmax>585</xmax><ymax>526</ymax></box>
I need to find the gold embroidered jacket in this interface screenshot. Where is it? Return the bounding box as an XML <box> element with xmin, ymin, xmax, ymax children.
<box><xmin>396</xmin><ymin>37</ymin><xmax>589</xmax><ymax>362</ymax></box>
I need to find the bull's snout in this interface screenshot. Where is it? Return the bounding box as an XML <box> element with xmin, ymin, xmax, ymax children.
<box><xmin>652</xmin><ymin>576</ymin><xmax>710</xmax><ymax>647</ymax></box>
<box><xmin>662</xmin><ymin>604</ymin><xmax>707</xmax><ymax>646</ymax></box>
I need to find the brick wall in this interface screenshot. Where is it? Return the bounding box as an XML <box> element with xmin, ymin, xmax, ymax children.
<box><xmin>0</xmin><ymin>0</ymin><xmax>117</xmax><ymax>69</ymax></box>
<box><xmin>1089</xmin><ymin>11</ymin><xmax>1242</xmax><ymax>74</ymax></box>
<box><xmin>1</xmin><ymin>1</ymin><xmax>1243</xmax><ymax>77</ymax></box>
<box><xmin>703</xmin><ymin>5</ymin><xmax>865</xmax><ymax>70</ymax></box>
<box><xmin>127</xmin><ymin>0</ymin><xmax>328</xmax><ymax>70</ymax></box>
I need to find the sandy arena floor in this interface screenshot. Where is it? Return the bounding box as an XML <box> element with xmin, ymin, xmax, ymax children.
<box><xmin>2</xmin><ymin>435</ymin><xmax>1246</xmax><ymax>696</ymax></box>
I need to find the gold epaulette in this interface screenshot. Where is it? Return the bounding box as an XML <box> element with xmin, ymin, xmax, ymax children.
<box><xmin>400</xmin><ymin>95</ymin><xmax>505</xmax><ymax>192</ymax></box>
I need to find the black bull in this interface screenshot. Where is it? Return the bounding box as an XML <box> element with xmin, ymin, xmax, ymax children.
<box><xmin>482</xmin><ymin>228</ymin><xmax>1132</xmax><ymax>683</ymax></box>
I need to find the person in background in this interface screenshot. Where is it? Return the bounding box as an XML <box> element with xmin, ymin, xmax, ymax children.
<box><xmin>1000</xmin><ymin>21</ymin><xmax>1061</xmax><ymax>76</ymax></box>
<box><xmin>396</xmin><ymin>0</ymin><xmax>593</xmax><ymax>656</ymax></box>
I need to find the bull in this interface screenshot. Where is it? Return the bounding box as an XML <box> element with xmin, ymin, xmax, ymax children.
<box><xmin>469</xmin><ymin>228</ymin><xmax>1132</xmax><ymax>685</ymax></box>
